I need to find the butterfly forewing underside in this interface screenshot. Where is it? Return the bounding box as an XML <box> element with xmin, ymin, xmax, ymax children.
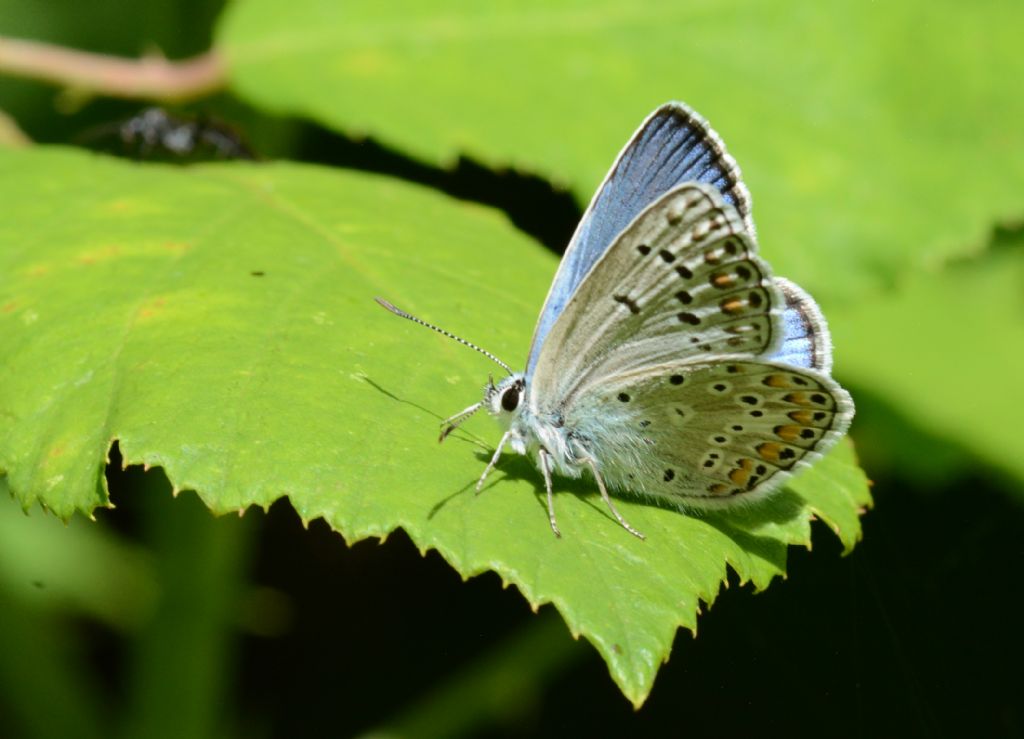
<box><xmin>530</xmin><ymin>183</ymin><xmax>783</xmax><ymax>409</ymax></box>
<box><xmin>526</xmin><ymin>103</ymin><xmax>755</xmax><ymax>377</ymax></box>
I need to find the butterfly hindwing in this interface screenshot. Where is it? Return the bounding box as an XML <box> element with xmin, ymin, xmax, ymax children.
<box><xmin>526</xmin><ymin>102</ymin><xmax>753</xmax><ymax>378</ymax></box>
<box><xmin>529</xmin><ymin>183</ymin><xmax>783</xmax><ymax>409</ymax></box>
<box><xmin>563</xmin><ymin>359</ymin><xmax>854</xmax><ymax>505</ymax></box>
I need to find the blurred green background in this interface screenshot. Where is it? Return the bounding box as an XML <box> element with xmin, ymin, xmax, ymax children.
<box><xmin>1</xmin><ymin>1</ymin><xmax>1022</xmax><ymax>737</ymax></box>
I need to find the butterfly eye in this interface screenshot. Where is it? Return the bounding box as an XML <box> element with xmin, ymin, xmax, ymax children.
<box><xmin>501</xmin><ymin>387</ymin><xmax>520</xmax><ymax>412</ymax></box>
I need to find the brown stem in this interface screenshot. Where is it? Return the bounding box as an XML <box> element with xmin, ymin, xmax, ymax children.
<box><xmin>0</xmin><ymin>36</ymin><xmax>227</xmax><ymax>102</ymax></box>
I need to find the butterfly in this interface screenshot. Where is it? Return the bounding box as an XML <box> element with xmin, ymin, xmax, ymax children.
<box><xmin>377</xmin><ymin>102</ymin><xmax>854</xmax><ymax>539</ymax></box>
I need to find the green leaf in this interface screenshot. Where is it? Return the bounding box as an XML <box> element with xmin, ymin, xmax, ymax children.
<box><xmin>844</xmin><ymin>389</ymin><xmax>976</xmax><ymax>490</ymax></box>
<box><xmin>0</xmin><ymin>147</ymin><xmax>868</xmax><ymax>705</ymax></box>
<box><xmin>218</xmin><ymin>0</ymin><xmax>1024</xmax><ymax>302</ymax></box>
<box><xmin>831</xmin><ymin>242</ymin><xmax>1024</xmax><ymax>491</ymax></box>
<box><xmin>0</xmin><ymin>477</ymin><xmax>156</xmax><ymax>629</ymax></box>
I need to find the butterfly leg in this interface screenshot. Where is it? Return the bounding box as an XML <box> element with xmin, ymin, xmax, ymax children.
<box><xmin>538</xmin><ymin>448</ymin><xmax>562</xmax><ymax>538</ymax></box>
<box><xmin>475</xmin><ymin>430</ymin><xmax>511</xmax><ymax>493</ymax></box>
<box><xmin>584</xmin><ymin>458</ymin><xmax>645</xmax><ymax>540</ymax></box>
<box><xmin>439</xmin><ymin>401</ymin><xmax>482</xmax><ymax>442</ymax></box>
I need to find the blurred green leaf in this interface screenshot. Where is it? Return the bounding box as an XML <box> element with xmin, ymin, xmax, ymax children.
<box><xmin>842</xmin><ymin>389</ymin><xmax>971</xmax><ymax>488</ymax></box>
<box><xmin>0</xmin><ymin>147</ymin><xmax>868</xmax><ymax>705</ymax></box>
<box><xmin>831</xmin><ymin>241</ymin><xmax>1024</xmax><ymax>491</ymax></box>
<box><xmin>0</xmin><ymin>480</ymin><xmax>156</xmax><ymax>629</ymax></box>
<box><xmin>122</xmin><ymin>474</ymin><xmax>253</xmax><ymax>739</ymax></box>
<box><xmin>0</xmin><ymin>588</ymin><xmax>106</xmax><ymax>739</ymax></box>
<box><xmin>218</xmin><ymin>0</ymin><xmax>1024</xmax><ymax>303</ymax></box>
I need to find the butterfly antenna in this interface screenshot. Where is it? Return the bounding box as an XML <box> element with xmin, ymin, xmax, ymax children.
<box><xmin>375</xmin><ymin>297</ymin><xmax>514</xmax><ymax>375</ymax></box>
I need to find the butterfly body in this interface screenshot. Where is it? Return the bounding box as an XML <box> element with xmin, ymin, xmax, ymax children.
<box><xmin>485</xmin><ymin>374</ymin><xmax>582</xmax><ymax>478</ymax></box>
<box><xmin>379</xmin><ymin>102</ymin><xmax>853</xmax><ymax>538</ymax></box>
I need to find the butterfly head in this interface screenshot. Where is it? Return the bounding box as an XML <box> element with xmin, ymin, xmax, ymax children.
<box><xmin>484</xmin><ymin>373</ymin><xmax>526</xmax><ymax>420</ymax></box>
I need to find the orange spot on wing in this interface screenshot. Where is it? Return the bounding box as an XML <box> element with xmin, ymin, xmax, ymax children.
<box><xmin>784</xmin><ymin>391</ymin><xmax>830</xmax><ymax>407</ymax></box>
<box><xmin>729</xmin><ymin>467</ymin><xmax>750</xmax><ymax>485</ymax></box>
<box><xmin>774</xmin><ymin>425</ymin><xmax>804</xmax><ymax>442</ymax></box>
<box><xmin>788</xmin><ymin>410</ymin><xmax>814</xmax><ymax>424</ymax></box>
<box><xmin>703</xmin><ymin>248</ymin><xmax>723</xmax><ymax>264</ymax></box>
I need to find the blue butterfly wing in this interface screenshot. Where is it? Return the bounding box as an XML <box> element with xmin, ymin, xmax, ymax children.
<box><xmin>526</xmin><ymin>102</ymin><xmax>753</xmax><ymax>378</ymax></box>
<box><xmin>765</xmin><ymin>277</ymin><xmax>834</xmax><ymax>373</ymax></box>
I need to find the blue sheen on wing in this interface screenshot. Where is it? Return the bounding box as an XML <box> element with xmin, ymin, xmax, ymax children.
<box><xmin>526</xmin><ymin>102</ymin><xmax>752</xmax><ymax>378</ymax></box>
<box><xmin>766</xmin><ymin>278</ymin><xmax>833</xmax><ymax>373</ymax></box>
<box><xmin>770</xmin><ymin>306</ymin><xmax>816</xmax><ymax>369</ymax></box>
